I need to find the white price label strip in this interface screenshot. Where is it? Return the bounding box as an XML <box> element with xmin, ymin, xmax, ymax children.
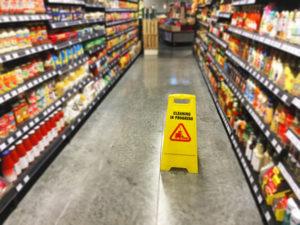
<box><xmin>23</xmin><ymin>175</ymin><xmax>30</xmax><ymax>183</ymax></box>
<box><xmin>253</xmin><ymin>185</ymin><xmax>258</xmax><ymax>193</ymax></box>
<box><xmin>286</xmin><ymin>130</ymin><xmax>300</xmax><ymax>151</ymax></box>
<box><xmin>257</xmin><ymin>194</ymin><xmax>263</xmax><ymax>204</ymax></box>
<box><xmin>16</xmin><ymin>183</ymin><xmax>23</xmax><ymax>192</ymax></box>
<box><xmin>278</xmin><ymin>162</ymin><xmax>300</xmax><ymax>199</ymax></box>
<box><xmin>265</xmin><ymin>211</ymin><xmax>271</xmax><ymax>222</ymax></box>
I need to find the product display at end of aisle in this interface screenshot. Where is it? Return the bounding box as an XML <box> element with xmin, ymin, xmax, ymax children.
<box><xmin>160</xmin><ymin>94</ymin><xmax>198</xmax><ymax>174</ymax></box>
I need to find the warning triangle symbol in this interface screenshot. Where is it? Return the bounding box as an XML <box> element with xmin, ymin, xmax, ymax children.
<box><xmin>170</xmin><ymin>123</ymin><xmax>191</xmax><ymax>142</ymax></box>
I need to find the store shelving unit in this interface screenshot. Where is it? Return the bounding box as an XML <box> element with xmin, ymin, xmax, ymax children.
<box><xmin>195</xmin><ymin>53</ymin><xmax>277</xmax><ymax>225</ymax></box>
<box><xmin>0</xmin><ymin>0</ymin><xmax>141</xmax><ymax>219</ymax></box>
<box><xmin>105</xmin><ymin>18</ymin><xmax>137</xmax><ymax>27</ymax></box>
<box><xmin>0</xmin><ymin>44</ymin><xmax>53</xmax><ymax>64</ymax></box>
<box><xmin>227</xmin><ymin>26</ymin><xmax>300</xmax><ymax>58</ymax></box>
<box><xmin>0</xmin><ymin>52</ymin><xmax>140</xmax><ymax>217</ymax></box>
<box><xmin>194</xmin><ymin>0</ymin><xmax>300</xmax><ymax>224</ymax></box>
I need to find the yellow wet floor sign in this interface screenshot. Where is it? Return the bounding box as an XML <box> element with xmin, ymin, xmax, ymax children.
<box><xmin>160</xmin><ymin>94</ymin><xmax>198</xmax><ymax>173</ymax></box>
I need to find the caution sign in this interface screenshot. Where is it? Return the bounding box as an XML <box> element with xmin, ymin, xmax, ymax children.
<box><xmin>170</xmin><ymin>123</ymin><xmax>191</xmax><ymax>142</ymax></box>
<box><xmin>160</xmin><ymin>94</ymin><xmax>198</xmax><ymax>173</ymax></box>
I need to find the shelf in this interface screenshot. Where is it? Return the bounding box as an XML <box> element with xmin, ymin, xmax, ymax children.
<box><xmin>53</xmin><ymin>31</ymin><xmax>105</xmax><ymax>50</ymax></box>
<box><xmin>86</xmin><ymin>43</ymin><xmax>106</xmax><ymax>55</ymax></box>
<box><xmin>49</xmin><ymin>18</ymin><xmax>105</xmax><ymax>29</ymax></box>
<box><xmin>47</xmin><ymin>0</ymin><xmax>85</xmax><ymax>5</ymax></box>
<box><xmin>207</xmin><ymin>51</ymin><xmax>285</xmax><ymax>156</ymax></box>
<box><xmin>196</xmin><ymin>56</ymin><xmax>277</xmax><ymax>225</ymax></box>
<box><xmin>0</xmin><ymin>70</ymin><xmax>57</xmax><ymax>105</ymax></box>
<box><xmin>106</xmin><ymin>26</ymin><xmax>137</xmax><ymax>40</ymax></box>
<box><xmin>89</xmin><ymin>56</ymin><xmax>107</xmax><ymax>70</ymax></box>
<box><xmin>0</xmin><ymin>14</ymin><xmax>50</xmax><ymax>23</ymax></box>
<box><xmin>0</xmin><ymin>43</ymin><xmax>53</xmax><ymax>64</ymax></box>
<box><xmin>108</xmin><ymin>57</ymin><xmax>120</xmax><ymax>69</ymax></box>
<box><xmin>107</xmin><ymin>36</ymin><xmax>136</xmax><ymax>54</ymax></box>
<box><xmin>106</xmin><ymin>8</ymin><xmax>137</xmax><ymax>12</ymax></box>
<box><xmin>0</xmin><ymin>51</ymin><xmax>141</xmax><ymax>217</ymax></box>
<box><xmin>207</xmin><ymin>32</ymin><xmax>227</xmax><ymax>49</ymax></box>
<box><xmin>232</xmin><ymin>0</ymin><xmax>256</xmax><ymax>6</ymax></box>
<box><xmin>105</xmin><ymin>18</ymin><xmax>137</xmax><ymax>27</ymax></box>
<box><xmin>217</xmin><ymin>12</ymin><xmax>231</xmax><ymax>19</ymax></box>
<box><xmin>57</xmin><ymin>56</ymin><xmax>88</xmax><ymax>75</ymax></box>
<box><xmin>0</xmin><ymin>75</ymin><xmax>91</xmax><ymax>153</ymax></box>
<box><xmin>286</xmin><ymin>129</ymin><xmax>300</xmax><ymax>152</ymax></box>
<box><xmin>85</xmin><ymin>3</ymin><xmax>105</xmax><ymax>9</ymax></box>
<box><xmin>277</xmin><ymin>162</ymin><xmax>300</xmax><ymax>200</ymax></box>
<box><xmin>195</xmin><ymin>37</ymin><xmax>208</xmax><ymax>52</ymax></box>
<box><xmin>198</xmin><ymin>20</ymin><xmax>209</xmax><ymax>28</ymax></box>
<box><xmin>225</xmin><ymin>50</ymin><xmax>300</xmax><ymax>110</ymax></box>
<box><xmin>228</xmin><ymin>26</ymin><xmax>300</xmax><ymax>58</ymax></box>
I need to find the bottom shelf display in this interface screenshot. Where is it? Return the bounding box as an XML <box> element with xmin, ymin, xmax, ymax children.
<box><xmin>195</xmin><ymin>51</ymin><xmax>300</xmax><ymax>225</ymax></box>
<box><xmin>0</xmin><ymin>46</ymin><xmax>142</xmax><ymax>219</ymax></box>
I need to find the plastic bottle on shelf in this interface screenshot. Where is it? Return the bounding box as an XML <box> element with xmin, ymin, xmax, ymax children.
<box><xmin>251</xmin><ymin>140</ymin><xmax>264</xmax><ymax>172</ymax></box>
<box><xmin>245</xmin><ymin>132</ymin><xmax>256</xmax><ymax>161</ymax></box>
<box><xmin>34</xmin><ymin>125</ymin><xmax>45</xmax><ymax>154</ymax></box>
<box><xmin>22</xmin><ymin>135</ymin><xmax>34</xmax><ymax>163</ymax></box>
<box><xmin>9</xmin><ymin>145</ymin><xmax>21</xmax><ymax>176</ymax></box>
<box><xmin>290</xmin><ymin>208</ymin><xmax>300</xmax><ymax>225</ymax></box>
<box><xmin>28</xmin><ymin>130</ymin><xmax>40</xmax><ymax>158</ymax></box>
<box><xmin>1</xmin><ymin>150</ymin><xmax>17</xmax><ymax>182</ymax></box>
<box><xmin>15</xmin><ymin>140</ymin><xmax>29</xmax><ymax>170</ymax></box>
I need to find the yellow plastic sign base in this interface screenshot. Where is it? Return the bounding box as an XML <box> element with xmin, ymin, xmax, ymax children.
<box><xmin>160</xmin><ymin>94</ymin><xmax>198</xmax><ymax>173</ymax></box>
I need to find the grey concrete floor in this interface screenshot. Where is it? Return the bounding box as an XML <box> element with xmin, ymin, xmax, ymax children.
<box><xmin>3</xmin><ymin>45</ymin><xmax>263</xmax><ymax>225</ymax></box>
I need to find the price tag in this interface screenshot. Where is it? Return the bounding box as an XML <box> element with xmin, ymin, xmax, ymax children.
<box><xmin>62</xmin><ymin>134</ymin><xmax>66</xmax><ymax>140</ymax></box>
<box><xmin>12</xmin><ymin>53</ymin><xmax>18</xmax><ymax>59</ymax></box>
<box><xmin>274</xmin><ymin>88</ymin><xmax>280</xmax><ymax>95</ymax></box>
<box><xmin>257</xmin><ymin>195</ymin><xmax>263</xmax><ymax>204</ymax></box>
<box><xmin>4</xmin><ymin>93</ymin><xmax>11</xmax><ymax>101</ymax></box>
<box><xmin>281</xmin><ymin>95</ymin><xmax>288</xmax><ymax>102</ymax></box>
<box><xmin>265</xmin><ymin>211</ymin><xmax>271</xmax><ymax>222</ymax></box>
<box><xmin>253</xmin><ymin>185</ymin><xmax>258</xmax><ymax>193</ymax></box>
<box><xmin>71</xmin><ymin>125</ymin><xmax>75</xmax><ymax>130</ymax></box>
<box><xmin>292</xmin><ymin>97</ymin><xmax>300</xmax><ymax>109</ymax></box>
<box><xmin>29</xmin><ymin>121</ymin><xmax>34</xmax><ymax>127</ymax></box>
<box><xmin>16</xmin><ymin>131</ymin><xmax>22</xmax><ymax>137</ymax></box>
<box><xmin>7</xmin><ymin>136</ymin><xmax>14</xmax><ymax>144</ymax></box>
<box><xmin>11</xmin><ymin>90</ymin><xmax>17</xmax><ymax>97</ymax></box>
<box><xmin>16</xmin><ymin>183</ymin><xmax>23</xmax><ymax>192</ymax></box>
<box><xmin>264</xmin><ymin>80</ymin><xmax>269</xmax><ymax>86</ymax></box>
<box><xmin>271</xmin><ymin>139</ymin><xmax>277</xmax><ymax>146</ymax></box>
<box><xmin>249</xmin><ymin>176</ymin><xmax>254</xmax><ymax>184</ymax></box>
<box><xmin>30</xmin><ymin>48</ymin><xmax>36</xmax><ymax>54</ymax></box>
<box><xmin>34</xmin><ymin>118</ymin><xmax>39</xmax><ymax>123</ymax></box>
<box><xmin>4</xmin><ymin>54</ymin><xmax>12</xmax><ymax>61</ymax></box>
<box><xmin>269</xmin><ymin>83</ymin><xmax>274</xmax><ymax>90</ymax></box>
<box><xmin>23</xmin><ymin>125</ymin><xmax>29</xmax><ymax>132</ymax></box>
<box><xmin>33</xmin><ymin>80</ymin><xmax>38</xmax><ymax>85</ymax></box>
<box><xmin>276</xmin><ymin>145</ymin><xmax>282</xmax><ymax>154</ymax></box>
<box><xmin>23</xmin><ymin>175</ymin><xmax>30</xmax><ymax>183</ymax></box>
<box><xmin>265</xmin><ymin>130</ymin><xmax>270</xmax><ymax>137</ymax></box>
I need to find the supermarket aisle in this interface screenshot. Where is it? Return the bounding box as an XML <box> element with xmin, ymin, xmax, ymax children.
<box><xmin>4</xmin><ymin>46</ymin><xmax>263</xmax><ymax>225</ymax></box>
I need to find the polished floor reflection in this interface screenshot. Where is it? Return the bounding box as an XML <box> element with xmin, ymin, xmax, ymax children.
<box><xmin>4</xmin><ymin>46</ymin><xmax>263</xmax><ymax>225</ymax></box>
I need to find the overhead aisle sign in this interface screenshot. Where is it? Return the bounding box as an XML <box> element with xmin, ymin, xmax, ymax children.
<box><xmin>160</xmin><ymin>94</ymin><xmax>198</xmax><ymax>173</ymax></box>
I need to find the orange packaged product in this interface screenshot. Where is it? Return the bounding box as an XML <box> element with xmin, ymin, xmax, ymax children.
<box><xmin>12</xmin><ymin>100</ymin><xmax>29</xmax><ymax>125</ymax></box>
<box><xmin>35</xmin><ymin>0</ymin><xmax>46</xmax><ymax>13</ymax></box>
